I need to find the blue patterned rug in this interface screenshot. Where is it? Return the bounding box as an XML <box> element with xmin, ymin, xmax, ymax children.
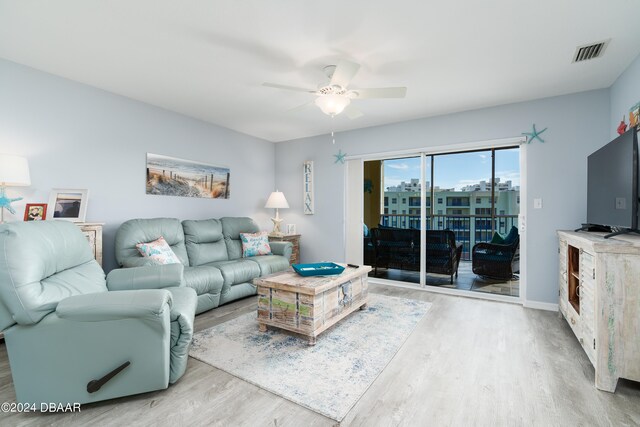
<box><xmin>189</xmin><ymin>294</ymin><xmax>431</xmax><ymax>421</ymax></box>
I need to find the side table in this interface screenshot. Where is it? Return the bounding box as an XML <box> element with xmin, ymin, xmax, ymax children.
<box><xmin>269</xmin><ymin>234</ymin><xmax>300</xmax><ymax>264</ymax></box>
<box><xmin>76</xmin><ymin>222</ymin><xmax>104</xmax><ymax>266</ymax></box>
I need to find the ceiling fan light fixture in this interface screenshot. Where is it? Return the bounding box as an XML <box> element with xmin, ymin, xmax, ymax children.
<box><xmin>315</xmin><ymin>94</ymin><xmax>350</xmax><ymax>116</ymax></box>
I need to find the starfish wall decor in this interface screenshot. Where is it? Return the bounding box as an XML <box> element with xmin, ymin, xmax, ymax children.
<box><xmin>522</xmin><ymin>124</ymin><xmax>548</xmax><ymax>144</ymax></box>
<box><xmin>334</xmin><ymin>149</ymin><xmax>346</xmax><ymax>164</ymax></box>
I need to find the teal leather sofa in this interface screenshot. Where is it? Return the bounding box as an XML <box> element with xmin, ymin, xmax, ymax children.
<box><xmin>0</xmin><ymin>221</ymin><xmax>197</xmax><ymax>405</ymax></box>
<box><xmin>115</xmin><ymin>217</ymin><xmax>293</xmax><ymax>314</ymax></box>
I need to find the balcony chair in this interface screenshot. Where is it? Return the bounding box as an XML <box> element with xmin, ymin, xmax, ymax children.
<box><xmin>370</xmin><ymin>227</ymin><xmax>418</xmax><ymax>274</ymax></box>
<box><xmin>424</xmin><ymin>229</ymin><xmax>463</xmax><ymax>284</ymax></box>
<box><xmin>370</xmin><ymin>227</ymin><xmax>463</xmax><ymax>284</ymax></box>
<box><xmin>472</xmin><ymin>226</ymin><xmax>520</xmax><ymax>280</ymax></box>
<box><xmin>0</xmin><ymin>221</ymin><xmax>197</xmax><ymax>405</ymax></box>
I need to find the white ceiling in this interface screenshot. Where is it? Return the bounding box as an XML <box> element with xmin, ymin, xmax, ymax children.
<box><xmin>1</xmin><ymin>1</ymin><xmax>639</xmax><ymax>142</ymax></box>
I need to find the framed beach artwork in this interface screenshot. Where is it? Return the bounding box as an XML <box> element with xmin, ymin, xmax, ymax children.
<box><xmin>24</xmin><ymin>203</ymin><xmax>47</xmax><ymax>221</ymax></box>
<box><xmin>146</xmin><ymin>153</ymin><xmax>230</xmax><ymax>199</ymax></box>
<box><xmin>47</xmin><ymin>189</ymin><xmax>89</xmax><ymax>222</ymax></box>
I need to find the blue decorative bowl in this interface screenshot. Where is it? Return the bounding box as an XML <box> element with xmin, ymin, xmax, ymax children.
<box><xmin>292</xmin><ymin>262</ymin><xmax>345</xmax><ymax>277</ymax></box>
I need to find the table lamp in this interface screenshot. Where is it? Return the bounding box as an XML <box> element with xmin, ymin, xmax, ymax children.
<box><xmin>265</xmin><ymin>191</ymin><xmax>289</xmax><ymax>237</ymax></box>
<box><xmin>0</xmin><ymin>154</ymin><xmax>31</xmax><ymax>223</ymax></box>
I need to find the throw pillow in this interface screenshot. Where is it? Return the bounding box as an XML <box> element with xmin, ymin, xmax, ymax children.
<box><xmin>490</xmin><ymin>232</ymin><xmax>505</xmax><ymax>244</ymax></box>
<box><xmin>136</xmin><ymin>236</ymin><xmax>181</xmax><ymax>265</ymax></box>
<box><xmin>240</xmin><ymin>231</ymin><xmax>272</xmax><ymax>257</ymax></box>
<box><xmin>503</xmin><ymin>226</ymin><xmax>519</xmax><ymax>245</ymax></box>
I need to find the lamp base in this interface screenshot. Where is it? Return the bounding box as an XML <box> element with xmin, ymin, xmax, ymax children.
<box><xmin>270</xmin><ymin>209</ymin><xmax>284</xmax><ymax>236</ymax></box>
<box><xmin>0</xmin><ymin>185</ymin><xmax>22</xmax><ymax>223</ymax></box>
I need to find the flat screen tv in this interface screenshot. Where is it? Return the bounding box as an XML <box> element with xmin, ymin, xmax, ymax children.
<box><xmin>585</xmin><ymin>129</ymin><xmax>639</xmax><ymax>238</ymax></box>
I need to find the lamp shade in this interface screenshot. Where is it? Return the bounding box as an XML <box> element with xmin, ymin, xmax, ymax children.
<box><xmin>0</xmin><ymin>155</ymin><xmax>31</xmax><ymax>186</ymax></box>
<box><xmin>265</xmin><ymin>191</ymin><xmax>289</xmax><ymax>209</ymax></box>
<box><xmin>315</xmin><ymin>94</ymin><xmax>351</xmax><ymax>116</ymax></box>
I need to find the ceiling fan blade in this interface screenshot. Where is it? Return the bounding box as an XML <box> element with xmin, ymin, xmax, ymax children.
<box><xmin>286</xmin><ymin>101</ymin><xmax>314</xmax><ymax>113</ymax></box>
<box><xmin>262</xmin><ymin>82</ymin><xmax>317</xmax><ymax>93</ymax></box>
<box><xmin>349</xmin><ymin>87</ymin><xmax>407</xmax><ymax>99</ymax></box>
<box><xmin>330</xmin><ymin>60</ymin><xmax>360</xmax><ymax>88</ymax></box>
<box><xmin>344</xmin><ymin>105</ymin><xmax>364</xmax><ymax>120</ymax></box>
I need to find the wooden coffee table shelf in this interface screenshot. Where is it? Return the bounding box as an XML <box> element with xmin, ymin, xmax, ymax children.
<box><xmin>254</xmin><ymin>264</ymin><xmax>371</xmax><ymax>345</ymax></box>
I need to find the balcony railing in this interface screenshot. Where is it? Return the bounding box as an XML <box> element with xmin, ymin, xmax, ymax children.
<box><xmin>378</xmin><ymin>214</ymin><xmax>518</xmax><ymax>261</ymax></box>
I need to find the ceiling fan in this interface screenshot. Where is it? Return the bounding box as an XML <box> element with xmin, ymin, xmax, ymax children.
<box><xmin>262</xmin><ymin>59</ymin><xmax>407</xmax><ymax>119</ymax></box>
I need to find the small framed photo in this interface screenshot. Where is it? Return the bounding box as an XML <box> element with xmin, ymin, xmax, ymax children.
<box><xmin>24</xmin><ymin>203</ymin><xmax>47</xmax><ymax>221</ymax></box>
<box><xmin>286</xmin><ymin>224</ymin><xmax>297</xmax><ymax>235</ymax></box>
<box><xmin>47</xmin><ymin>189</ymin><xmax>89</xmax><ymax>222</ymax></box>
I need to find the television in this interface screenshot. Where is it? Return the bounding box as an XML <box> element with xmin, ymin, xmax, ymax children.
<box><xmin>584</xmin><ymin>128</ymin><xmax>639</xmax><ymax>238</ymax></box>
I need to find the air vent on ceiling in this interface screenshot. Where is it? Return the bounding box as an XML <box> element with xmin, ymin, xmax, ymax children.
<box><xmin>573</xmin><ymin>39</ymin><xmax>610</xmax><ymax>63</ymax></box>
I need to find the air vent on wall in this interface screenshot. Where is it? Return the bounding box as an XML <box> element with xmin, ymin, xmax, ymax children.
<box><xmin>573</xmin><ymin>39</ymin><xmax>610</xmax><ymax>63</ymax></box>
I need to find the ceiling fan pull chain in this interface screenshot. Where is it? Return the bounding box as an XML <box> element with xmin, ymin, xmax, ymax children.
<box><xmin>331</xmin><ymin>116</ymin><xmax>336</xmax><ymax>144</ymax></box>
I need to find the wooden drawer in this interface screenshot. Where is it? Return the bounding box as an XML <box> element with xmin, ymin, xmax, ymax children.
<box><xmin>566</xmin><ymin>306</ymin><xmax>582</xmax><ymax>342</ymax></box>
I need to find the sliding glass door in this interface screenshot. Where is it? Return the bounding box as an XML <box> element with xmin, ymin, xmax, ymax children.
<box><xmin>363</xmin><ymin>145</ymin><xmax>520</xmax><ymax>296</ymax></box>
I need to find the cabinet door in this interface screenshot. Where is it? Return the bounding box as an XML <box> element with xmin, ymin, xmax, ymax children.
<box><xmin>579</xmin><ymin>250</ymin><xmax>596</xmax><ymax>364</ymax></box>
<box><xmin>558</xmin><ymin>239</ymin><xmax>568</xmax><ymax>315</ymax></box>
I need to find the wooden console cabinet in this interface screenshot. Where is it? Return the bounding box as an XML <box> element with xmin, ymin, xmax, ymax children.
<box><xmin>558</xmin><ymin>230</ymin><xmax>640</xmax><ymax>392</ymax></box>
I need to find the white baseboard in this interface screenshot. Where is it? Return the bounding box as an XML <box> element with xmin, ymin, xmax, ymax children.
<box><xmin>523</xmin><ymin>300</ymin><xmax>558</xmax><ymax>311</ymax></box>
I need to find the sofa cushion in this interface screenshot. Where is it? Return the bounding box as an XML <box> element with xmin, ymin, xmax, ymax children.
<box><xmin>206</xmin><ymin>259</ymin><xmax>261</xmax><ymax>287</ymax></box>
<box><xmin>247</xmin><ymin>255</ymin><xmax>290</xmax><ymax>276</ymax></box>
<box><xmin>115</xmin><ymin>218</ymin><xmax>189</xmax><ymax>267</ymax></box>
<box><xmin>183</xmin><ymin>219</ymin><xmax>228</xmax><ymax>266</ymax></box>
<box><xmin>240</xmin><ymin>231</ymin><xmax>272</xmax><ymax>257</ymax></box>
<box><xmin>136</xmin><ymin>236</ymin><xmax>182</xmax><ymax>265</ymax></box>
<box><xmin>183</xmin><ymin>266</ymin><xmax>224</xmax><ymax>296</ymax></box>
<box><xmin>221</xmin><ymin>217</ymin><xmax>260</xmax><ymax>260</ymax></box>
<box><xmin>0</xmin><ymin>221</ymin><xmax>107</xmax><ymax>326</ymax></box>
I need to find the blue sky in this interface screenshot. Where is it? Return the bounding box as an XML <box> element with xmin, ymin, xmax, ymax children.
<box><xmin>382</xmin><ymin>148</ymin><xmax>520</xmax><ymax>191</ymax></box>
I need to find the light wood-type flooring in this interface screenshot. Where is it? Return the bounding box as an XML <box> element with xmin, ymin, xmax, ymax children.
<box><xmin>1</xmin><ymin>283</ymin><xmax>639</xmax><ymax>426</ymax></box>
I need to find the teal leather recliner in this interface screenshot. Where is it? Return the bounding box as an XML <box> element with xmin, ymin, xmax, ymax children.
<box><xmin>0</xmin><ymin>221</ymin><xmax>198</xmax><ymax>405</ymax></box>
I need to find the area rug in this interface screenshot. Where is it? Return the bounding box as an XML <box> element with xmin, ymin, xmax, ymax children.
<box><xmin>189</xmin><ymin>294</ymin><xmax>430</xmax><ymax>421</ymax></box>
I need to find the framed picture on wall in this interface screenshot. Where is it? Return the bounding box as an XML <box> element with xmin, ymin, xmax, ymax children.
<box><xmin>23</xmin><ymin>203</ymin><xmax>47</xmax><ymax>221</ymax></box>
<box><xmin>146</xmin><ymin>153</ymin><xmax>231</xmax><ymax>199</ymax></box>
<box><xmin>47</xmin><ymin>189</ymin><xmax>89</xmax><ymax>222</ymax></box>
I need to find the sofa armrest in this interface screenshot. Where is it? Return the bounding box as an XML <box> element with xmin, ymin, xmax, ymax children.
<box><xmin>56</xmin><ymin>290</ymin><xmax>172</xmax><ymax>322</ymax></box>
<box><xmin>270</xmin><ymin>241</ymin><xmax>293</xmax><ymax>261</ymax></box>
<box><xmin>106</xmin><ymin>264</ymin><xmax>184</xmax><ymax>291</ymax></box>
<box><xmin>121</xmin><ymin>257</ymin><xmax>157</xmax><ymax>268</ymax></box>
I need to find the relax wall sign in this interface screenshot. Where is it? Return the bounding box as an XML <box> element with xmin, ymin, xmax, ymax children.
<box><xmin>303</xmin><ymin>160</ymin><xmax>314</xmax><ymax>215</ymax></box>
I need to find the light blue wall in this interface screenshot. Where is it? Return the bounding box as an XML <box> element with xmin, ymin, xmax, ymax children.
<box><xmin>610</xmin><ymin>53</ymin><xmax>640</xmax><ymax>139</ymax></box>
<box><xmin>0</xmin><ymin>59</ymin><xmax>275</xmax><ymax>271</ymax></box>
<box><xmin>275</xmin><ymin>90</ymin><xmax>610</xmax><ymax>305</ymax></box>
<box><xmin>2</xmin><ymin>53</ymin><xmax>628</xmax><ymax>305</ymax></box>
